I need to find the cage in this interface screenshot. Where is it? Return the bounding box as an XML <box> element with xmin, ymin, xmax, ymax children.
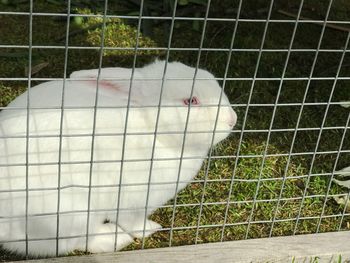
<box><xmin>0</xmin><ymin>0</ymin><xmax>349</xmax><ymax>261</ymax></box>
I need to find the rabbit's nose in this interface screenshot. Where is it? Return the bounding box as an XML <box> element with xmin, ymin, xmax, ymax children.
<box><xmin>228</xmin><ymin>110</ymin><xmax>237</xmax><ymax>127</ymax></box>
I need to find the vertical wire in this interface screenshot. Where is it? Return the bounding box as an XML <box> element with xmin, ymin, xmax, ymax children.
<box><xmin>219</xmin><ymin>1</ymin><xmax>244</xmax><ymax>243</ymax></box>
<box><xmin>168</xmin><ymin>0</ymin><xmax>212</xmax><ymax>247</ymax></box>
<box><xmin>55</xmin><ymin>0</ymin><xmax>71</xmax><ymax>256</ymax></box>
<box><xmin>113</xmin><ymin>0</ymin><xmax>144</xmax><ymax>251</ymax></box>
<box><xmin>243</xmin><ymin>0</ymin><xmax>277</xmax><ymax>239</ymax></box>
<box><xmin>193</xmin><ymin>0</ymin><xmax>243</xmax><ymax>244</ymax></box>
<box><xmin>85</xmin><ymin>0</ymin><xmax>109</xmax><ymax>252</ymax></box>
<box><xmin>25</xmin><ymin>0</ymin><xmax>34</xmax><ymax>258</ymax></box>
<box><xmin>315</xmin><ymin>32</ymin><xmax>350</xmax><ymax>232</ymax></box>
<box><xmin>268</xmin><ymin>1</ymin><xmax>305</xmax><ymax>236</ymax></box>
<box><xmin>219</xmin><ymin>0</ymin><xmax>275</xmax><ymax>241</ymax></box>
<box><xmin>293</xmin><ymin>0</ymin><xmax>335</xmax><ymax>234</ymax></box>
<box><xmin>255</xmin><ymin>0</ymin><xmax>304</xmax><ymax>238</ymax></box>
<box><xmin>140</xmin><ymin>0</ymin><xmax>178</xmax><ymax>249</ymax></box>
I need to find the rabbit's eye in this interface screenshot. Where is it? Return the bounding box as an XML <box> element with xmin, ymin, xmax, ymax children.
<box><xmin>183</xmin><ymin>96</ymin><xmax>200</xmax><ymax>106</ymax></box>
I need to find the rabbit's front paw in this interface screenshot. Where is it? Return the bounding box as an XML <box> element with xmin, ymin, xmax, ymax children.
<box><xmin>130</xmin><ymin>219</ymin><xmax>162</xmax><ymax>239</ymax></box>
<box><xmin>88</xmin><ymin>223</ymin><xmax>134</xmax><ymax>253</ymax></box>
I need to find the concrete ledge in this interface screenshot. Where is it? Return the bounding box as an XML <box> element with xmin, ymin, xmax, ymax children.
<box><xmin>10</xmin><ymin>231</ymin><xmax>350</xmax><ymax>263</ymax></box>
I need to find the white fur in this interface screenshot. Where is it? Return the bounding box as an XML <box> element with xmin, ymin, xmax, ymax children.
<box><xmin>0</xmin><ymin>61</ymin><xmax>237</xmax><ymax>256</ymax></box>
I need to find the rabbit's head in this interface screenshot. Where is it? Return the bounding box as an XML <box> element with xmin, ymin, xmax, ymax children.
<box><xmin>69</xmin><ymin>60</ymin><xmax>237</xmax><ymax>153</ymax></box>
<box><xmin>141</xmin><ymin>61</ymin><xmax>237</xmax><ymax>152</ymax></box>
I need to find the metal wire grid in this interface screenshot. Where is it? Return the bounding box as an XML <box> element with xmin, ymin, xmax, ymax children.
<box><xmin>23</xmin><ymin>0</ymin><xmax>33</xmax><ymax>256</ymax></box>
<box><xmin>55</xmin><ymin>0</ymin><xmax>72</xmax><ymax>256</ymax></box>
<box><xmin>0</xmin><ymin>0</ymin><xmax>349</xmax><ymax>258</ymax></box>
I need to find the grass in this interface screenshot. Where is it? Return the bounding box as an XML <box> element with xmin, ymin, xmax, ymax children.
<box><xmin>0</xmin><ymin>0</ymin><xmax>350</xmax><ymax>260</ymax></box>
<box><xmin>290</xmin><ymin>255</ymin><xmax>350</xmax><ymax>263</ymax></box>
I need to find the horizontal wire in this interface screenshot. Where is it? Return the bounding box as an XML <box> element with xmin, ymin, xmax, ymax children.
<box><xmin>1</xmin><ymin>211</ymin><xmax>349</xmax><ymax>244</ymax></box>
<box><xmin>2</xmin><ymin>76</ymin><xmax>350</xmax><ymax>83</ymax></box>
<box><xmin>0</xmin><ymin>192</ymin><xmax>347</xmax><ymax>220</ymax></box>
<box><xmin>2</xmin><ymin>148</ymin><xmax>350</xmax><ymax>168</ymax></box>
<box><xmin>1</xmin><ymin>44</ymin><xmax>350</xmax><ymax>53</ymax></box>
<box><xmin>1</xmin><ymin>101</ymin><xmax>350</xmax><ymax>111</ymax></box>
<box><xmin>0</xmin><ymin>170</ymin><xmax>347</xmax><ymax>194</ymax></box>
<box><xmin>0</xmin><ymin>125</ymin><xmax>349</xmax><ymax>140</ymax></box>
<box><xmin>0</xmin><ymin>11</ymin><xmax>349</xmax><ymax>25</ymax></box>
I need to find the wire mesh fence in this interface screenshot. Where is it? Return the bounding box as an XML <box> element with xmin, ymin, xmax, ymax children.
<box><xmin>0</xmin><ymin>0</ymin><xmax>350</xmax><ymax>260</ymax></box>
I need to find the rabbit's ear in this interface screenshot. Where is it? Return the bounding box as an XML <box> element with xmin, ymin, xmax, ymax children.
<box><xmin>70</xmin><ymin>68</ymin><xmax>132</xmax><ymax>79</ymax></box>
<box><xmin>83</xmin><ymin>79</ymin><xmax>145</xmax><ymax>105</ymax></box>
<box><xmin>70</xmin><ymin>69</ymin><xmax>99</xmax><ymax>79</ymax></box>
<box><xmin>69</xmin><ymin>67</ymin><xmax>160</xmax><ymax>105</ymax></box>
<box><xmin>70</xmin><ymin>67</ymin><xmax>134</xmax><ymax>95</ymax></box>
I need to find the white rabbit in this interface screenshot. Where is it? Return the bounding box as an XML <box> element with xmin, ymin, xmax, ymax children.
<box><xmin>0</xmin><ymin>60</ymin><xmax>237</xmax><ymax>257</ymax></box>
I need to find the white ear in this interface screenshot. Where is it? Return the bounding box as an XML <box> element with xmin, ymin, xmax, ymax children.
<box><xmin>69</xmin><ymin>66</ymin><xmax>162</xmax><ymax>105</ymax></box>
<box><xmin>70</xmin><ymin>69</ymin><xmax>100</xmax><ymax>79</ymax></box>
<box><xmin>69</xmin><ymin>67</ymin><xmax>130</xmax><ymax>94</ymax></box>
<box><xmin>70</xmin><ymin>67</ymin><xmax>132</xmax><ymax>79</ymax></box>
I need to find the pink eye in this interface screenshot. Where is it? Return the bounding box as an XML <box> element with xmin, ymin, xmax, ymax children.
<box><xmin>183</xmin><ymin>96</ymin><xmax>200</xmax><ymax>106</ymax></box>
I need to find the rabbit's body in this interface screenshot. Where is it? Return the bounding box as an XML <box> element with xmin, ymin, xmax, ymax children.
<box><xmin>0</xmin><ymin>61</ymin><xmax>236</xmax><ymax>256</ymax></box>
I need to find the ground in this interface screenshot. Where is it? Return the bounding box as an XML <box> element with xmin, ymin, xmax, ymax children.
<box><xmin>0</xmin><ymin>0</ymin><xmax>350</xmax><ymax>261</ymax></box>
